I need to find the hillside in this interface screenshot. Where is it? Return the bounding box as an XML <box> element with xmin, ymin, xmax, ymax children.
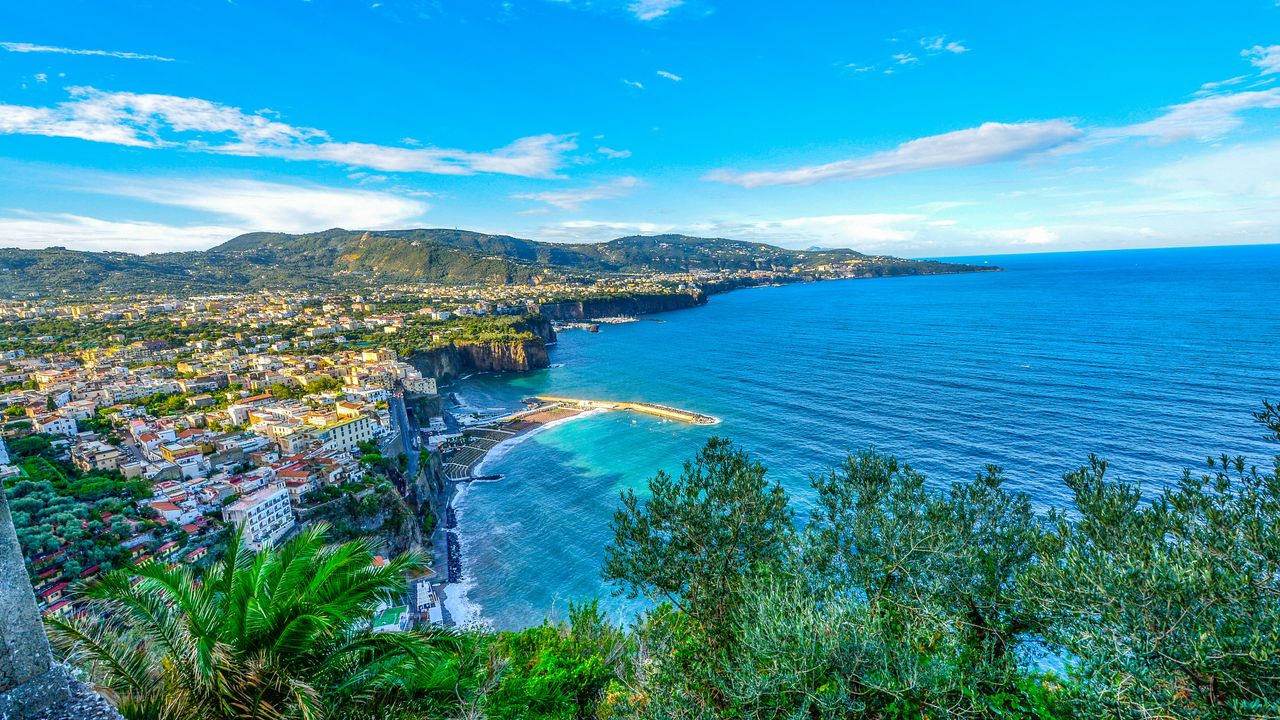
<box><xmin>0</xmin><ymin>228</ymin><xmax>993</xmax><ymax>296</ymax></box>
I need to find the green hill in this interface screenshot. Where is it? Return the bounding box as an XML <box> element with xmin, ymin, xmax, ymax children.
<box><xmin>0</xmin><ymin>228</ymin><xmax>992</xmax><ymax>296</ymax></box>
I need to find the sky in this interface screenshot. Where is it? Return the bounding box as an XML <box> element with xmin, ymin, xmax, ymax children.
<box><xmin>0</xmin><ymin>1</ymin><xmax>1278</xmax><ymax>257</ymax></box>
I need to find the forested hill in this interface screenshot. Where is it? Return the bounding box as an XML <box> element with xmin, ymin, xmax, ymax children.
<box><xmin>0</xmin><ymin>228</ymin><xmax>993</xmax><ymax>296</ymax></box>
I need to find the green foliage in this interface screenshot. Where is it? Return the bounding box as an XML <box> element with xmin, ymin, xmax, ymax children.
<box><xmin>604</xmin><ymin>437</ymin><xmax>792</xmax><ymax>638</ymax></box>
<box><xmin>483</xmin><ymin>601</ymin><xmax>632</xmax><ymax>720</ymax></box>
<box><xmin>5</xmin><ymin>478</ymin><xmax>135</xmax><ymax>575</ymax></box>
<box><xmin>47</xmin><ymin>523</ymin><xmax>445</xmax><ymax>720</ymax></box>
<box><xmin>7</xmin><ymin>433</ymin><xmax>53</xmax><ymax>458</ymax></box>
<box><xmin>1028</xmin><ymin>442</ymin><xmax>1280</xmax><ymax>717</ymax></box>
<box><xmin>604</xmin><ymin>437</ymin><xmax>793</xmax><ymax>714</ymax></box>
<box><xmin>605</xmin><ymin>407</ymin><xmax>1280</xmax><ymax>719</ymax></box>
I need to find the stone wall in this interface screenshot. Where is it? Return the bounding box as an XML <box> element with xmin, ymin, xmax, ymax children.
<box><xmin>0</xmin><ymin>492</ymin><xmax>124</xmax><ymax>720</ymax></box>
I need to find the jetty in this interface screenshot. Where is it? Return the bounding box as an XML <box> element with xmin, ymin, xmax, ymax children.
<box><xmin>531</xmin><ymin>396</ymin><xmax>719</xmax><ymax>425</ymax></box>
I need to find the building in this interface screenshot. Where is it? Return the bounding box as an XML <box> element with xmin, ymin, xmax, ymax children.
<box><xmin>371</xmin><ymin>604</ymin><xmax>411</xmax><ymax>633</ymax></box>
<box><xmin>283</xmin><ymin>413</ymin><xmax>374</xmax><ymax>454</ymax></box>
<box><xmin>222</xmin><ymin>485</ymin><xmax>295</xmax><ymax>550</ymax></box>
<box><xmin>158</xmin><ymin>442</ymin><xmax>210</xmax><ymax>479</ymax></box>
<box><xmin>71</xmin><ymin>441</ymin><xmax>122</xmax><ymax>473</ymax></box>
<box><xmin>32</xmin><ymin>414</ymin><xmax>77</xmax><ymax>437</ymax></box>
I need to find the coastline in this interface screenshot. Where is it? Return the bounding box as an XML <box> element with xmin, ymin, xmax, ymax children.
<box><xmin>434</xmin><ymin>269</ymin><xmax>979</xmax><ymax>627</ymax></box>
<box><xmin>439</xmin><ymin>407</ymin><xmax>606</xmax><ymax>627</ymax></box>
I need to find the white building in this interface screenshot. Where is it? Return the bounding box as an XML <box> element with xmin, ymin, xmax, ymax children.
<box><xmin>222</xmin><ymin>485</ymin><xmax>295</xmax><ymax>551</ymax></box>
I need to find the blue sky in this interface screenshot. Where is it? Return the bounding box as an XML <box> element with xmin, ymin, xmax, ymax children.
<box><xmin>1</xmin><ymin>0</ymin><xmax>1278</xmax><ymax>256</ymax></box>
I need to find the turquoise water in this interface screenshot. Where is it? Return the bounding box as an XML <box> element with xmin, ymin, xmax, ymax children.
<box><xmin>451</xmin><ymin>244</ymin><xmax>1280</xmax><ymax>630</ymax></box>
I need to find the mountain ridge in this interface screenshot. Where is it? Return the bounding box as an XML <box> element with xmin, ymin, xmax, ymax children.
<box><xmin>0</xmin><ymin>228</ymin><xmax>993</xmax><ymax>296</ymax></box>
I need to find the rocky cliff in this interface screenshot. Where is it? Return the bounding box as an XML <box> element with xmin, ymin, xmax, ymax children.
<box><xmin>535</xmin><ymin>291</ymin><xmax>706</xmax><ymax>321</ymax></box>
<box><xmin>407</xmin><ymin>314</ymin><xmax>555</xmax><ymax>382</ymax></box>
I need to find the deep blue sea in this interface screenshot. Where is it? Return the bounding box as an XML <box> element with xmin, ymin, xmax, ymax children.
<box><xmin>447</xmin><ymin>244</ymin><xmax>1280</xmax><ymax>630</ymax></box>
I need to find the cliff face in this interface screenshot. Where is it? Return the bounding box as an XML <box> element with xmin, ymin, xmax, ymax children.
<box><xmin>535</xmin><ymin>291</ymin><xmax>706</xmax><ymax>321</ymax></box>
<box><xmin>406</xmin><ymin>314</ymin><xmax>556</xmax><ymax>382</ymax></box>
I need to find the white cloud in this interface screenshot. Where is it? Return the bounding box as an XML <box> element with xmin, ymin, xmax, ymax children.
<box><xmin>1099</xmin><ymin>89</ymin><xmax>1280</xmax><ymax>143</ymax></box>
<box><xmin>706</xmin><ymin>120</ymin><xmax>1083</xmax><ymax>188</ymax></box>
<box><xmin>0</xmin><ymin>177</ymin><xmax>432</xmax><ymax>252</ymax></box>
<box><xmin>513</xmin><ymin>176</ymin><xmax>641</xmax><ymax>210</ymax></box>
<box><xmin>93</xmin><ymin>178</ymin><xmax>430</xmax><ymax>231</ymax></box>
<box><xmin>1243</xmin><ymin>45</ymin><xmax>1280</xmax><ymax>75</ymax></box>
<box><xmin>656</xmin><ymin>70</ymin><xmax>683</xmax><ymax>82</ymax></box>
<box><xmin>844</xmin><ymin>35</ymin><xmax>968</xmax><ymax>77</ymax></box>
<box><xmin>1013</xmin><ymin>226</ymin><xmax>1059</xmax><ymax>245</ymax></box>
<box><xmin>1136</xmin><ymin>141</ymin><xmax>1280</xmax><ymax>199</ymax></box>
<box><xmin>0</xmin><ymin>87</ymin><xmax>577</xmax><ymax>178</ymax></box>
<box><xmin>0</xmin><ymin>213</ymin><xmax>236</xmax><ymax>253</ymax></box>
<box><xmin>1197</xmin><ymin>75</ymin><xmax>1250</xmax><ymax>94</ymax></box>
<box><xmin>0</xmin><ymin>41</ymin><xmax>174</xmax><ymax>62</ymax></box>
<box><xmin>628</xmin><ymin>0</ymin><xmax>683</xmax><ymax>21</ymax></box>
<box><xmin>33</xmin><ymin>73</ymin><xmax>47</xmax><ymax>83</ymax></box>
<box><xmin>622</xmin><ymin>79</ymin><xmax>645</xmax><ymax>90</ymax></box>
<box><xmin>597</xmin><ymin>146</ymin><xmax>632</xmax><ymax>159</ymax></box>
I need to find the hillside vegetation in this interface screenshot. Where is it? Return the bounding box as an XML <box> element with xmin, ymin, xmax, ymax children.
<box><xmin>0</xmin><ymin>228</ymin><xmax>989</xmax><ymax>295</ymax></box>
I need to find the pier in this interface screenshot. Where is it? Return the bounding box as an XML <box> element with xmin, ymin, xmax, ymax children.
<box><xmin>531</xmin><ymin>396</ymin><xmax>719</xmax><ymax>425</ymax></box>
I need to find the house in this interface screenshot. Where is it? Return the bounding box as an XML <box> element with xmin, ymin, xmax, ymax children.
<box><xmin>148</xmin><ymin>500</ymin><xmax>199</xmax><ymax>525</ymax></box>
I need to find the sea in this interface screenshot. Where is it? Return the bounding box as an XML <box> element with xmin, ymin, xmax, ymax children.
<box><xmin>445</xmin><ymin>244</ymin><xmax>1280</xmax><ymax>630</ymax></box>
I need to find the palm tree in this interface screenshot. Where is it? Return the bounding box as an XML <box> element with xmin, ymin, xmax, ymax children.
<box><xmin>46</xmin><ymin>522</ymin><xmax>448</xmax><ymax>720</ymax></box>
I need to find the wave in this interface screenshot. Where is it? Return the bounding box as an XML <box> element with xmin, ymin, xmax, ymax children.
<box><xmin>444</xmin><ymin>408</ymin><xmax>606</xmax><ymax>628</ymax></box>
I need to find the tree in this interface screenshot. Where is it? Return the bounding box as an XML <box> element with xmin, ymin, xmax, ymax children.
<box><xmin>796</xmin><ymin>450</ymin><xmax>1050</xmax><ymax>717</ymax></box>
<box><xmin>603</xmin><ymin>437</ymin><xmax>792</xmax><ymax>715</ymax></box>
<box><xmin>603</xmin><ymin>437</ymin><xmax>793</xmax><ymax>640</ymax></box>
<box><xmin>47</xmin><ymin>523</ymin><xmax>446</xmax><ymax>720</ymax></box>
<box><xmin>1027</xmin><ymin>402</ymin><xmax>1280</xmax><ymax>718</ymax></box>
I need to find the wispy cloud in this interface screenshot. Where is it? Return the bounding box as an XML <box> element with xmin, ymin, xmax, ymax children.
<box><xmin>94</xmin><ymin>178</ymin><xmax>431</xmax><ymax>231</ymax></box>
<box><xmin>622</xmin><ymin>79</ymin><xmax>645</xmax><ymax>89</ymax></box>
<box><xmin>920</xmin><ymin>35</ymin><xmax>969</xmax><ymax>54</ymax></box>
<box><xmin>1243</xmin><ymin>45</ymin><xmax>1280</xmax><ymax>75</ymax></box>
<box><xmin>656</xmin><ymin>70</ymin><xmax>683</xmax><ymax>81</ymax></box>
<box><xmin>628</xmin><ymin>0</ymin><xmax>683</xmax><ymax>21</ymax></box>
<box><xmin>513</xmin><ymin>176</ymin><xmax>641</xmax><ymax>210</ymax></box>
<box><xmin>844</xmin><ymin>34</ymin><xmax>970</xmax><ymax>76</ymax></box>
<box><xmin>706</xmin><ymin>121</ymin><xmax>1083</xmax><ymax>188</ymax></box>
<box><xmin>726</xmin><ymin>45</ymin><xmax>1280</xmax><ymax>188</ymax></box>
<box><xmin>1196</xmin><ymin>75</ymin><xmax>1250</xmax><ymax>95</ymax></box>
<box><xmin>0</xmin><ymin>87</ymin><xmax>577</xmax><ymax>178</ymax></box>
<box><xmin>1100</xmin><ymin>88</ymin><xmax>1280</xmax><ymax>143</ymax></box>
<box><xmin>0</xmin><ymin>41</ymin><xmax>174</xmax><ymax>62</ymax></box>
<box><xmin>598</xmin><ymin>147</ymin><xmax>632</xmax><ymax>159</ymax></box>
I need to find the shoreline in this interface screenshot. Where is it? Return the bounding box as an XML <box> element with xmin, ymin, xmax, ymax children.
<box><xmin>439</xmin><ymin>407</ymin><xmax>605</xmax><ymax>627</ymax></box>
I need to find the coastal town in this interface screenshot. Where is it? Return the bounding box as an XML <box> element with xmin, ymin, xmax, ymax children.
<box><xmin>0</xmin><ymin>271</ymin><xmax>750</xmax><ymax>631</ymax></box>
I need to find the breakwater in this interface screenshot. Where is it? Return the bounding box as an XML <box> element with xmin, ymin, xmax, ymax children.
<box><xmin>531</xmin><ymin>396</ymin><xmax>718</xmax><ymax>425</ymax></box>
